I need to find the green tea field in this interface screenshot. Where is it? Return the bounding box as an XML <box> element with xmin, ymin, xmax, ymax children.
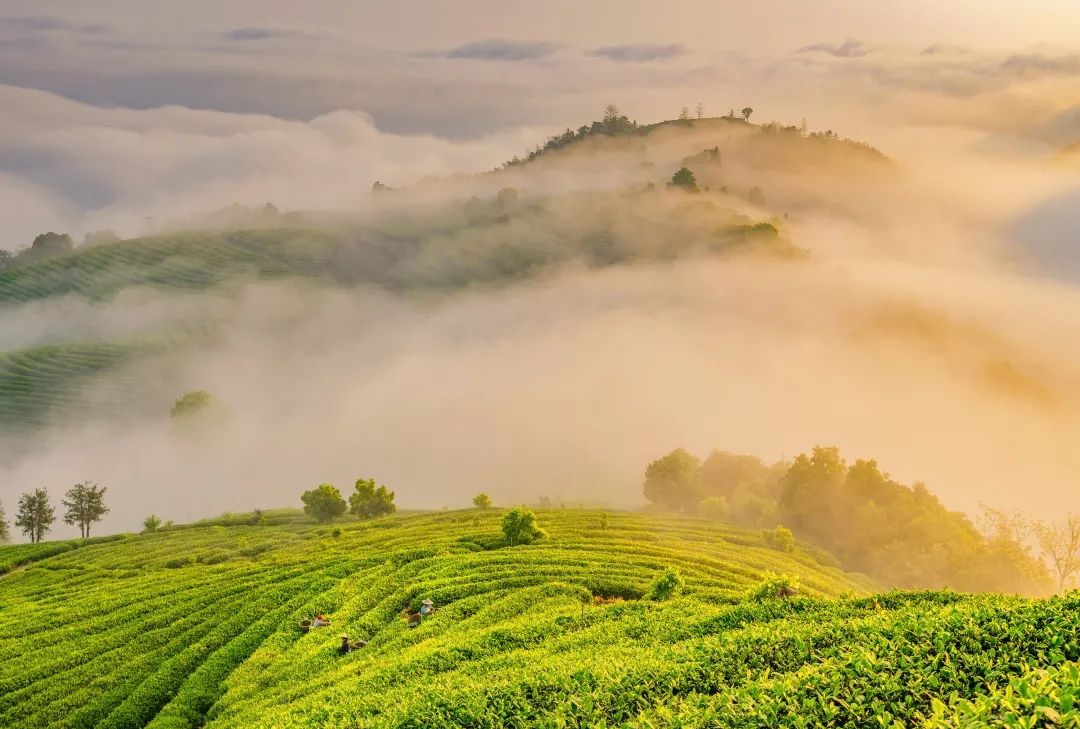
<box><xmin>0</xmin><ymin>509</ymin><xmax>1076</xmax><ymax>728</ymax></box>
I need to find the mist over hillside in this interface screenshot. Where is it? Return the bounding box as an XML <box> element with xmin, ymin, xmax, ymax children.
<box><xmin>0</xmin><ymin>106</ymin><xmax>1078</xmax><ymax>549</ymax></box>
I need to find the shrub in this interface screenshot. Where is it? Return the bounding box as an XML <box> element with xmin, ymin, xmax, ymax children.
<box><xmin>197</xmin><ymin>550</ymin><xmax>231</xmax><ymax>565</ymax></box>
<box><xmin>164</xmin><ymin>556</ymin><xmax>193</xmax><ymax>568</ymax></box>
<box><xmin>502</xmin><ymin>508</ymin><xmax>546</xmax><ymax>546</ymax></box>
<box><xmin>142</xmin><ymin>514</ymin><xmax>162</xmax><ymax>533</ymax></box>
<box><xmin>647</xmin><ymin>567</ymin><xmax>684</xmax><ymax>601</ymax></box>
<box><xmin>746</xmin><ymin>572</ymin><xmax>800</xmax><ymax>602</ymax></box>
<box><xmin>762</xmin><ymin>525</ymin><xmax>795</xmax><ymax>552</ymax></box>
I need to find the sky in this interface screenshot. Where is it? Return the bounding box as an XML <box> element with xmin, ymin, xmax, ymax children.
<box><xmin>3</xmin><ymin>1</ymin><xmax>1080</xmax><ymax>244</ymax></box>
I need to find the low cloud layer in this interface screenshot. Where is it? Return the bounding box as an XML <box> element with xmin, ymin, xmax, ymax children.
<box><xmin>442</xmin><ymin>38</ymin><xmax>559</xmax><ymax>61</ymax></box>
<box><xmin>590</xmin><ymin>43</ymin><xmax>686</xmax><ymax>62</ymax></box>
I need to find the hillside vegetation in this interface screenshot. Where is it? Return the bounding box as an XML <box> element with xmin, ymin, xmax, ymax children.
<box><xmin>0</xmin><ymin>509</ymin><xmax>1077</xmax><ymax>728</ymax></box>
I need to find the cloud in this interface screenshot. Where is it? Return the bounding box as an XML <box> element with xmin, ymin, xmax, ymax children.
<box><xmin>999</xmin><ymin>52</ymin><xmax>1080</xmax><ymax>76</ymax></box>
<box><xmin>0</xmin><ymin>85</ymin><xmax>544</xmax><ymax>244</ymax></box>
<box><xmin>0</xmin><ymin>15</ymin><xmax>107</xmax><ymax>35</ymax></box>
<box><xmin>221</xmin><ymin>27</ymin><xmax>294</xmax><ymax>42</ymax></box>
<box><xmin>441</xmin><ymin>38</ymin><xmax>558</xmax><ymax>61</ymax></box>
<box><xmin>590</xmin><ymin>43</ymin><xmax>686</xmax><ymax>62</ymax></box>
<box><xmin>797</xmin><ymin>38</ymin><xmax>873</xmax><ymax>58</ymax></box>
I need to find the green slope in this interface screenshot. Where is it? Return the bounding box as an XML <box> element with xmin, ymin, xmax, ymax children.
<box><xmin>0</xmin><ymin>229</ymin><xmax>340</xmax><ymax>304</ymax></box>
<box><xmin>0</xmin><ymin>509</ymin><xmax>1076</xmax><ymax>728</ymax></box>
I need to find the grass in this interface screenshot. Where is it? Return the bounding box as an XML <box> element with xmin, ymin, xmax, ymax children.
<box><xmin>0</xmin><ymin>509</ymin><xmax>1076</xmax><ymax>728</ymax></box>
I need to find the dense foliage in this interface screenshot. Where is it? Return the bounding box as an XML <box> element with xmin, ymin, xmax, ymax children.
<box><xmin>301</xmin><ymin>484</ymin><xmax>348</xmax><ymax>524</ymax></box>
<box><xmin>348</xmin><ymin>479</ymin><xmax>396</xmax><ymax>520</ymax></box>
<box><xmin>1</xmin><ymin>509</ymin><xmax>1075</xmax><ymax>728</ymax></box>
<box><xmin>644</xmin><ymin>446</ymin><xmax>1050</xmax><ymax>593</ymax></box>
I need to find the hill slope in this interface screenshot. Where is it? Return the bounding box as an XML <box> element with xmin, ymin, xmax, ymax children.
<box><xmin>0</xmin><ymin>510</ymin><xmax>1077</xmax><ymax>728</ymax></box>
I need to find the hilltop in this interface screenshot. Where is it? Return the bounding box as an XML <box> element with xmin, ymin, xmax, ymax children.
<box><xmin>0</xmin><ymin>508</ymin><xmax>1076</xmax><ymax>728</ymax></box>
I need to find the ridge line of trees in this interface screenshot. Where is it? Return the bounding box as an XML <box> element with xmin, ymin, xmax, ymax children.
<box><xmin>642</xmin><ymin>445</ymin><xmax>1073</xmax><ymax>595</ymax></box>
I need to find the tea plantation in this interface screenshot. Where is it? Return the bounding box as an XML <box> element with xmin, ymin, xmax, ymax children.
<box><xmin>0</xmin><ymin>509</ymin><xmax>1077</xmax><ymax>728</ymax></box>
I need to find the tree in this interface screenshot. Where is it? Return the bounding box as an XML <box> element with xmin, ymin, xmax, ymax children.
<box><xmin>643</xmin><ymin>448</ymin><xmax>701</xmax><ymax>512</ymax></box>
<box><xmin>170</xmin><ymin>390</ymin><xmax>221</xmax><ymax>419</ymax></box>
<box><xmin>0</xmin><ymin>249</ymin><xmax>12</xmax><ymax>270</ymax></box>
<box><xmin>62</xmin><ymin>481</ymin><xmax>109</xmax><ymax>538</ymax></box>
<box><xmin>348</xmin><ymin>478</ymin><xmax>396</xmax><ymax>519</ymax></box>
<box><xmin>602</xmin><ymin>104</ymin><xmax>621</xmax><ymax>123</ymax></box>
<box><xmin>0</xmin><ymin>499</ymin><xmax>9</xmax><ymax>543</ymax></box>
<box><xmin>30</xmin><ymin>232</ymin><xmax>74</xmax><ymax>256</ymax></box>
<box><xmin>142</xmin><ymin>514</ymin><xmax>162</xmax><ymax>533</ymax></box>
<box><xmin>679</xmin><ymin>106</ymin><xmax>690</xmax><ymax>120</ymax></box>
<box><xmin>472</xmin><ymin>493</ymin><xmax>492</xmax><ymax>509</ymax></box>
<box><xmin>698</xmin><ymin>496</ymin><xmax>729</xmax><ymax>519</ymax></box>
<box><xmin>670</xmin><ymin>167</ymin><xmax>698</xmax><ymax>192</ymax></box>
<box><xmin>1033</xmin><ymin>516</ymin><xmax>1080</xmax><ymax>592</ymax></box>
<box><xmin>302</xmin><ymin>483</ymin><xmax>348</xmax><ymax>523</ymax></box>
<box><xmin>15</xmin><ymin>489</ymin><xmax>55</xmax><ymax>543</ymax></box>
<box><xmin>741</xmin><ymin>107</ymin><xmax>754</xmax><ymax>122</ymax></box>
<box><xmin>696</xmin><ymin>102</ymin><xmax>705</xmax><ymax>119</ymax></box>
<box><xmin>502</xmin><ymin>507</ymin><xmax>545</xmax><ymax>546</ymax></box>
<box><xmin>250</xmin><ymin>508</ymin><xmax>266</xmax><ymax>526</ymax></box>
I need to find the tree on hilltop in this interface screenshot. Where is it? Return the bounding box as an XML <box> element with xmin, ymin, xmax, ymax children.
<box><xmin>741</xmin><ymin>107</ymin><xmax>754</xmax><ymax>122</ymax></box>
<box><xmin>472</xmin><ymin>493</ymin><xmax>492</xmax><ymax>509</ymax></box>
<box><xmin>302</xmin><ymin>483</ymin><xmax>348</xmax><ymax>523</ymax></box>
<box><xmin>0</xmin><ymin>499</ymin><xmax>9</xmax><ymax>543</ymax></box>
<box><xmin>16</xmin><ymin>489</ymin><xmax>55</xmax><ymax>543</ymax></box>
<box><xmin>349</xmin><ymin>478</ymin><xmax>396</xmax><ymax>519</ymax></box>
<box><xmin>62</xmin><ymin>481</ymin><xmax>109</xmax><ymax>538</ymax></box>
<box><xmin>142</xmin><ymin>514</ymin><xmax>162</xmax><ymax>533</ymax></box>
<box><xmin>502</xmin><ymin>507</ymin><xmax>545</xmax><ymax>546</ymax></box>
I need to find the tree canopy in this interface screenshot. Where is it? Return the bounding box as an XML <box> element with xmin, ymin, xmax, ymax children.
<box><xmin>349</xmin><ymin>478</ymin><xmax>396</xmax><ymax>519</ymax></box>
<box><xmin>170</xmin><ymin>390</ymin><xmax>222</xmax><ymax>419</ymax></box>
<box><xmin>472</xmin><ymin>493</ymin><xmax>492</xmax><ymax>509</ymax></box>
<box><xmin>16</xmin><ymin>489</ymin><xmax>55</xmax><ymax>544</ymax></box>
<box><xmin>670</xmin><ymin>167</ymin><xmax>698</xmax><ymax>191</ymax></box>
<box><xmin>502</xmin><ymin>507</ymin><xmax>546</xmax><ymax>546</ymax></box>
<box><xmin>642</xmin><ymin>444</ymin><xmax>1052</xmax><ymax>594</ymax></box>
<box><xmin>643</xmin><ymin>448</ymin><xmax>702</xmax><ymax>513</ymax></box>
<box><xmin>62</xmin><ymin>481</ymin><xmax>109</xmax><ymax>538</ymax></box>
<box><xmin>302</xmin><ymin>483</ymin><xmax>348</xmax><ymax>523</ymax></box>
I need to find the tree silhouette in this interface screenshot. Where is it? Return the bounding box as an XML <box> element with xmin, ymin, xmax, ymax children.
<box><xmin>15</xmin><ymin>489</ymin><xmax>55</xmax><ymax>543</ymax></box>
<box><xmin>62</xmin><ymin>482</ymin><xmax>109</xmax><ymax>538</ymax></box>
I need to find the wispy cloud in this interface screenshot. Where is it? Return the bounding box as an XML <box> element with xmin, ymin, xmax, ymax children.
<box><xmin>589</xmin><ymin>43</ymin><xmax>686</xmax><ymax>62</ymax></box>
<box><xmin>797</xmin><ymin>39</ymin><xmax>872</xmax><ymax>58</ymax></box>
<box><xmin>0</xmin><ymin>15</ymin><xmax>107</xmax><ymax>35</ymax></box>
<box><xmin>438</xmin><ymin>38</ymin><xmax>558</xmax><ymax>61</ymax></box>
<box><xmin>222</xmin><ymin>27</ymin><xmax>294</xmax><ymax>42</ymax></box>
